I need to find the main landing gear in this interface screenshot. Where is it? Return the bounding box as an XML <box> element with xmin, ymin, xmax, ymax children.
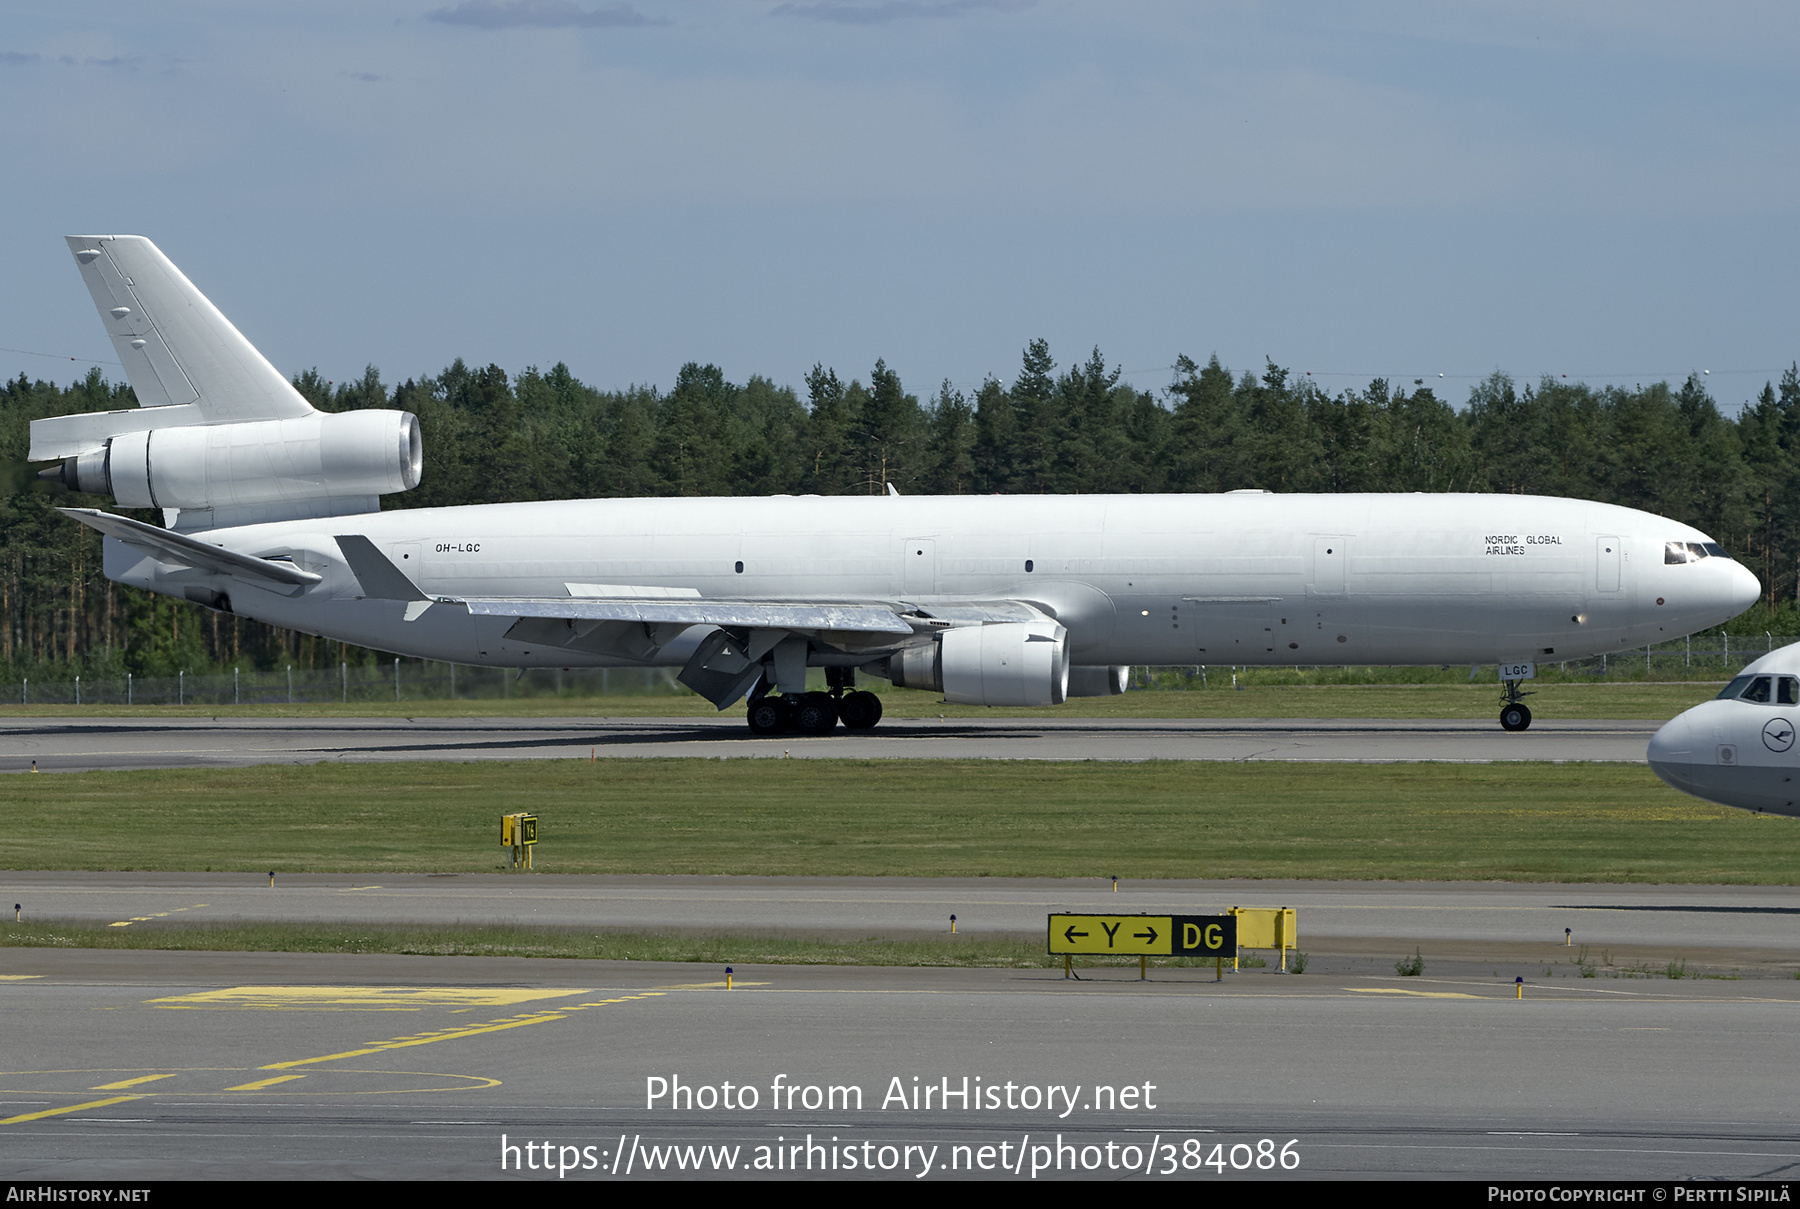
<box><xmin>1499</xmin><ymin>678</ymin><xmax>1534</xmax><ymax>732</ymax></box>
<box><xmin>746</xmin><ymin>670</ymin><xmax>884</xmax><ymax>736</ymax></box>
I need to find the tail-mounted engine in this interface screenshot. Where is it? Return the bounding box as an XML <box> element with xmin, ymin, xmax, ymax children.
<box><xmin>47</xmin><ymin>409</ymin><xmax>422</xmax><ymax>515</ymax></box>
<box><xmin>35</xmin><ymin>234</ymin><xmax>425</xmax><ymax>532</ymax></box>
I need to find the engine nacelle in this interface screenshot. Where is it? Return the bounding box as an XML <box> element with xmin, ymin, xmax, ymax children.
<box><xmin>1067</xmin><ymin>665</ymin><xmax>1130</xmax><ymax>697</ymax></box>
<box><xmin>888</xmin><ymin>620</ymin><xmax>1070</xmax><ymax>706</ymax></box>
<box><xmin>55</xmin><ymin>409</ymin><xmax>422</xmax><ymax>511</ymax></box>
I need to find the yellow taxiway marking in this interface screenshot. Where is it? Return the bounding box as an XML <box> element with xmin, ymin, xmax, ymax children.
<box><xmin>0</xmin><ymin>1095</ymin><xmax>144</xmax><ymax>1125</ymax></box>
<box><xmin>655</xmin><ymin>981</ymin><xmax>772</xmax><ymax>990</ymax></box>
<box><xmin>107</xmin><ymin>903</ymin><xmax>209</xmax><ymax>928</ymax></box>
<box><xmin>224</xmin><ymin>1075</ymin><xmax>307</xmax><ymax>1091</ymax></box>
<box><xmin>90</xmin><ymin>1074</ymin><xmax>180</xmax><ymax>1091</ymax></box>
<box><xmin>147</xmin><ymin>985</ymin><xmax>595</xmax><ymax>1011</ymax></box>
<box><xmin>1350</xmin><ymin>988</ymin><xmax>1485</xmax><ymax>999</ymax></box>
<box><xmin>0</xmin><ymin>976</ymin><xmax>42</xmax><ymax>981</ymax></box>
<box><xmin>261</xmin><ymin>993</ymin><xmax>665</xmax><ymax>1070</ymax></box>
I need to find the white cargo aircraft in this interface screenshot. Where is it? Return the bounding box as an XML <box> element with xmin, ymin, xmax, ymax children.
<box><xmin>33</xmin><ymin>236</ymin><xmax>1760</xmax><ymax>734</ymax></box>
<box><xmin>1649</xmin><ymin>645</ymin><xmax>1800</xmax><ymax>815</ymax></box>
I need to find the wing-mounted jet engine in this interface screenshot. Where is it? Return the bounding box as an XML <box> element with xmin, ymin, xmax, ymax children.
<box><xmin>32</xmin><ymin>236</ymin><xmax>421</xmax><ymax>534</ymax></box>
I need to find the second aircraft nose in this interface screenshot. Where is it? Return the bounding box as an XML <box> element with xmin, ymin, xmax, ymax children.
<box><xmin>1647</xmin><ymin>713</ymin><xmax>1691</xmax><ymax>764</ymax></box>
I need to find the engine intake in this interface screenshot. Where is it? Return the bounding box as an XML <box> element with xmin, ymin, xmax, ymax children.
<box><xmin>888</xmin><ymin>620</ymin><xmax>1070</xmax><ymax>706</ymax></box>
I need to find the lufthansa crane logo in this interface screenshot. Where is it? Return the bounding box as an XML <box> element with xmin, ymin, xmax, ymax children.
<box><xmin>1763</xmin><ymin>717</ymin><xmax>1796</xmax><ymax>753</ymax></box>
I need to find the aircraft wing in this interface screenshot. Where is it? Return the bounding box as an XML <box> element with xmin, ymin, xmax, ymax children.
<box><xmin>460</xmin><ymin>597</ymin><xmax>916</xmax><ymax>635</ymax></box>
<box><xmin>59</xmin><ymin>507</ymin><xmax>321</xmax><ymax>588</ymax></box>
<box><xmin>456</xmin><ymin>593</ymin><xmax>1037</xmax><ymax>709</ymax></box>
<box><xmin>329</xmin><ymin>537</ymin><xmax>1037</xmax><ymax>637</ymax></box>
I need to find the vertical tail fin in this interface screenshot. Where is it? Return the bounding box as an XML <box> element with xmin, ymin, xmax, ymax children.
<box><xmin>63</xmin><ymin>235</ymin><xmax>314</xmax><ymax>423</ymax></box>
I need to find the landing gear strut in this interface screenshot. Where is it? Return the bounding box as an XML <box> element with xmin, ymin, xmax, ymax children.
<box><xmin>1499</xmin><ymin>678</ymin><xmax>1533</xmax><ymax>732</ymax></box>
<box><xmin>745</xmin><ymin>667</ymin><xmax>883</xmax><ymax>735</ymax></box>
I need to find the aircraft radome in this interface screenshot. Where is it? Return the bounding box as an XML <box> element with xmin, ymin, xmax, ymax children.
<box><xmin>1650</xmin><ymin>644</ymin><xmax>1800</xmax><ymax>816</ymax></box>
<box><xmin>33</xmin><ymin>236</ymin><xmax>1761</xmax><ymax>734</ymax></box>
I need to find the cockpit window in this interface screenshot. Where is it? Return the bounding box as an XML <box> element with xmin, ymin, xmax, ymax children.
<box><xmin>1669</xmin><ymin>540</ymin><xmax>1734</xmax><ymax>563</ymax></box>
<box><xmin>1717</xmin><ymin>674</ymin><xmax>1796</xmax><ymax>703</ymax></box>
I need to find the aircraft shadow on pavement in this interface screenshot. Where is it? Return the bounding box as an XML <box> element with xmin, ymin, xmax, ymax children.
<box><xmin>1553</xmin><ymin>904</ymin><xmax>1800</xmax><ymax>915</ymax></box>
<box><xmin>307</xmin><ymin>721</ymin><xmax>1017</xmax><ymax>756</ymax></box>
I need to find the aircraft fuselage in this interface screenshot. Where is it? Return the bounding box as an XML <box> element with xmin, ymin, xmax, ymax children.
<box><xmin>107</xmin><ymin>490</ymin><xmax>1758</xmax><ymax>672</ymax></box>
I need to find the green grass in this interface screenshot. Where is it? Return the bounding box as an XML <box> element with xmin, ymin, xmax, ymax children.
<box><xmin>0</xmin><ymin>679</ymin><xmax>1729</xmax><ymax>720</ymax></box>
<box><xmin>4</xmin><ymin>758</ymin><xmax>1795</xmax><ymax>883</ymax></box>
<box><xmin>0</xmin><ymin>921</ymin><xmax>1094</xmax><ymax>967</ymax></box>
<box><xmin>0</xmin><ymin>919</ymin><xmax>1237</xmax><ymax>968</ymax></box>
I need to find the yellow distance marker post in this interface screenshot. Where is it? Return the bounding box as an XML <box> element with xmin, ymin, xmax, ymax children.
<box><xmin>1047</xmin><ymin>914</ymin><xmax>1236</xmax><ymax>980</ymax></box>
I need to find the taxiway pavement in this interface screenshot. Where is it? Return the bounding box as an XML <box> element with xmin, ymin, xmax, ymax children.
<box><xmin>0</xmin><ymin>949</ymin><xmax>1794</xmax><ymax>1182</ymax></box>
<box><xmin>0</xmin><ymin>715</ymin><xmax>1659</xmax><ymax>773</ymax></box>
<box><xmin>4</xmin><ymin>873</ymin><xmax>1796</xmax><ymax>969</ymax></box>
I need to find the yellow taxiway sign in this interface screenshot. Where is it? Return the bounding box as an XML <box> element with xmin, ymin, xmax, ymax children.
<box><xmin>1047</xmin><ymin>914</ymin><xmax>1236</xmax><ymax>956</ymax></box>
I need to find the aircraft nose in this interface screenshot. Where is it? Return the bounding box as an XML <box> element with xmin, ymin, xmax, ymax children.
<box><xmin>1647</xmin><ymin>712</ymin><xmax>1692</xmax><ymax>767</ymax></box>
<box><xmin>1647</xmin><ymin>709</ymin><xmax>1710</xmax><ymax>802</ymax></box>
<box><xmin>1726</xmin><ymin>559</ymin><xmax>1761</xmax><ymax>614</ymax></box>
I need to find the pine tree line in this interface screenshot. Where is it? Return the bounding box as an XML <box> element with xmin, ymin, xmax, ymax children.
<box><xmin>4</xmin><ymin>341</ymin><xmax>1799</xmax><ymax>678</ymax></box>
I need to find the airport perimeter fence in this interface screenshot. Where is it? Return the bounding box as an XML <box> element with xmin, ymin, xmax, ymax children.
<box><xmin>1139</xmin><ymin>631</ymin><xmax>1800</xmax><ymax>689</ymax></box>
<box><xmin>7</xmin><ymin>663</ymin><xmax>686</xmax><ymax>707</ymax></box>
<box><xmin>7</xmin><ymin>632</ymin><xmax>1798</xmax><ymax>706</ymax></box>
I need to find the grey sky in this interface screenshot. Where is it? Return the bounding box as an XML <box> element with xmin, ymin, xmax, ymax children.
<box><xmin>3</xmin><ymin>1</ymin><xmax>1796</xmax><ymax>411</ymax></box>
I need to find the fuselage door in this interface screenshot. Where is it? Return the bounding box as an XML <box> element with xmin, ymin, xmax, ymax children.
<box><xmin>1597</xmin><ymin>536</ymin><xmax>1620</xmax><ymax>592</ymax></box>
<box><xmin>1311</xmin><ymin>537</ymin><xmax>1348</xmax><ymax>596</ymax></box>
<box><xmin>902</xmin><ymin>538</ymin><xmax>937</xmax><ymax>597</ymax></box>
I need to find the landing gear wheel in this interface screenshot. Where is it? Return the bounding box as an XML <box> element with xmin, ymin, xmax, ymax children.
<box><xmin>747</xmin><ymin>696</ymin><xmax>789</xmax><ymax>735</ymax></box>
<box><xmin>838</xmin><ymin>690</ymin><xmax>884</xmax><ymax>730</ymax></box>
<box><xmin>794</xmin><ymin>692</ymin><xmax>839</xmax><ymax>735</ymax></box>
<box><xmin>1500</xmin><ymin>703</ymin><xmax>1532</xmax><ymax>732</ymax></box>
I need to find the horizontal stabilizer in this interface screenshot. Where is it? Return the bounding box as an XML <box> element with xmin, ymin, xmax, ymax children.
<box><xmin>59</xmin><ymin>508</ymin><xmax>320</xmax><ymax>587</ymax></box>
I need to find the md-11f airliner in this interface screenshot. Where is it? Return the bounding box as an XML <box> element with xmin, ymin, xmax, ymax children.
<box><xmin>33</xmin><ymin>237</ymin><xmax>1759</xmax><ymax>734</ymax></box>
